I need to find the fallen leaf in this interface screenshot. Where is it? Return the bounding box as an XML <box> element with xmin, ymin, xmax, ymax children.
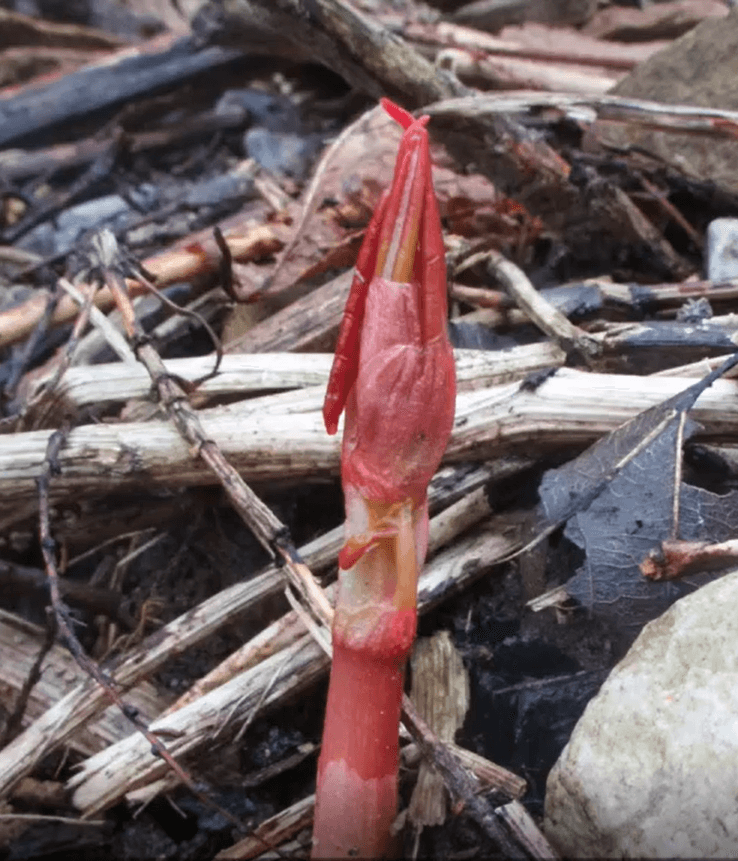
<box><xmin>533</xmin><ymin>353</ymin><xmax>738</xmax><ymax>633</ymax></box>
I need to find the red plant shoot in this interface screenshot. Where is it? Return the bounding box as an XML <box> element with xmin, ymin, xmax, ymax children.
<box><xmin>312</xmin><ymin>99</ymin><xmax>456</xmax><ymax>859</ymax></box>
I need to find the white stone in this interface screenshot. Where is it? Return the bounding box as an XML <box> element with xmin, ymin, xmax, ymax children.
<box><xmin>707</xmin><ymin>217</ymin><xmax>738</xmax><ymax>282</ymax></box>
<box><xmin>544</xmin><ymin>569</ymin><xmax>738</xmax><ymax>859</ymax></box>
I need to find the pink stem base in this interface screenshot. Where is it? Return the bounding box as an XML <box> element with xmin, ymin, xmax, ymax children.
<box><xmin>312</xmin><ymin>610</ymin><xmax>415</xmax><ymax>859</ymax></box>
<box><xmin>312</xmin><ymin>758</ymin><xmax>398</xmax><ymax>860</ymax></box>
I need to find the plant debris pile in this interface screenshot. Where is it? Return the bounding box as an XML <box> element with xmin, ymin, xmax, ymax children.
<box><xmin>0</xmin><ymin>0</ymin><xmax>738</xmax><ymax>858</ymax></box>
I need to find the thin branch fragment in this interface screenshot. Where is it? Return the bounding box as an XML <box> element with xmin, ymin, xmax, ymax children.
<box><xmin>401</xmin><ymin>698</ymin><xmax>529</xmax><ymax>860</ymax></box>
<box><xmin>0</xmin><ymin>613</ymin><xmax>56</xmax><ymax>748</ymax></box>
<box><xmin>487</xmin><ymin>250</ymin><xmax>600</xmax><ymax>360</ymax></box>
<box><xmin>497</xmin><ymin>799</ymin><xmax>560</xmax><ymax>860</ymax></box>
<box><xmin>15</xmin><ymin>281</ymin><xmax>99</xmax><ymax>431</ymax></box>
<box><xmin>425</xmin><ymin>92</ymin><xmax>738</xmax><ymax>136</ymax></box>
<box><xmin>58</xmin><ymin>277</ymin><xmax>136</xmax><ymax>363</ymax></box>
<box><xmin>202</xmin><ymin>0</ymin><xmax>466</xmax><ymax>106</ymax></box>
<box><xmin>2</xmin><ymin>288</ymin><xmax>60</xmax><ymax>403</ymax></box>
<box><xmin>641</xmin><ymin>537</ymin><xmax>738</xmax><ymax>581</ymax></box>
<box><xmin>36</xmin><ymin>421</ymin><xmax>244</xmax><ymax>830</ymax></box>
<box><xmin>67</xmin><ymin>526</ymin><xmax>523</xmax><ymax>819</ymax></box>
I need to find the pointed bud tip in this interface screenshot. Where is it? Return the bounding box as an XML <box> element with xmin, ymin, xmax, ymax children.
<box><xmin>381</xmin><ymin>98</ymin><xmax>429</xmax><ymax>131</ymax></box>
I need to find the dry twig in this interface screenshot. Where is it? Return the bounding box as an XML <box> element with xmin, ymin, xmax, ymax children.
<box><xmin>2</xmin><ymin>370</ymin><xmax>737</xmax><ymax>514</ymax></box>
<box><xmin>486</xmin><ymin>250</ymin><xmax>600</xmax><ymax>360</ymax></box>
<box><xmin>67</xmin><ymin>525</ymin><xmax>524</xmax><ymax>825</ymax></box>
<box><xmin>0</xmin><ymin>613</ymin><xmax>56</xmax><ymax>749</ymax></box>
<box><xmin>197</xmin><ymin>0</ymin><xmax>465</xmax><ymax>106</ymax></box>
<box><xmin>36</xmin><ymin>423</ymin><xmax>245</xmax><ymax>831</ymax></box>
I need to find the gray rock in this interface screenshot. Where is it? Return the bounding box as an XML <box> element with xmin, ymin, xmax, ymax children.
<box><xmin>544</xmin><ymin>569</ymin><xmax>738</xmax><ymax>858</ymax></box>
<box><xmin>706</xmin><ymin>218</ymin><xmax>738</xmax><ymax>282</ymax></box>
<box><xmin>601</xmin><ymin>6</ymin><xmax>738</xmax><ymax>193</ymax></box>
<box><xmin>244</xmin><ymin>128</ymin><xmax>322</xmax><ymax>180</ymax></box>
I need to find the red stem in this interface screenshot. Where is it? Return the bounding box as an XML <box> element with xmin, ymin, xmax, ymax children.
<box><xmin>312</xmin><ymin>644</ymin><xmax>404</xmax><ymax>857</ymax></box>
<box><xmin>313</xmin><ymin>531</ymin><xmax>417</xmax><ymax>859</ymax></box>
<box><xmin>314</xmin><ymin>98</ymin><xmax>454</xmax><ymax>858</ymax></box>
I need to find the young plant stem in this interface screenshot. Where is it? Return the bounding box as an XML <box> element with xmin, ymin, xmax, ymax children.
<box><xmin>313</xmin><ymin>100</ymin><xmax>456</xmax><ymax>858</ymax></box>
<box><xmin>314</xmin><ymin>502</ymin><xmax>419</xmax><ymax>858</ymax></box>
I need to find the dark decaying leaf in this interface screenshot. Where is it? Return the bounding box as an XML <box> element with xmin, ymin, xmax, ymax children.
<box><xmin>562</xmin><ymin>427</ymin><xmax>738</xmax><ymax>634</ymax></box>
<box><xmin>533</xmin><ymin>352</ymin><xmax>738</xmax><ymax>633</ymax></box>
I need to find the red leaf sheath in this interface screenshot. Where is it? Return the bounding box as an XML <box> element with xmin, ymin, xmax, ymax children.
<box><xmin>323</xmin><ymin>99</ymin><xmax>456</xmax><ymax>512</ymax></box>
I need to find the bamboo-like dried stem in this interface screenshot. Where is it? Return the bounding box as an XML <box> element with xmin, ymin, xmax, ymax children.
<box><xmin>0</xmin><ymin>461</ymin><xmax>513</xmax><ymax>799</ymax></box>
<box><xmin>425</xmin><ymin>91</ymin><xmax>738</xmax><ymax>135</ymax></box>
<box><xmin>215</xmin><ymin>794</ymin><xmax>315</xmax><ymax>860</ymax></box>
<box><xmin>0</xmin><ymin>371</ymin><xmax>736</xmax><ymax>513</ymax></box>
<box><xmin>70</xmin><ymin>633</ymin><xmax>327</xmax><ymax>815</ymax></box>
<box><xmin>31</xmin><ymin>344</ymin><xmax>565</xmax><ymax>416</ymax></box>
<box><xmin>68</xmin><ymin>525</ymin><xmax>521</xmax><ymax>816</ymax></box>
